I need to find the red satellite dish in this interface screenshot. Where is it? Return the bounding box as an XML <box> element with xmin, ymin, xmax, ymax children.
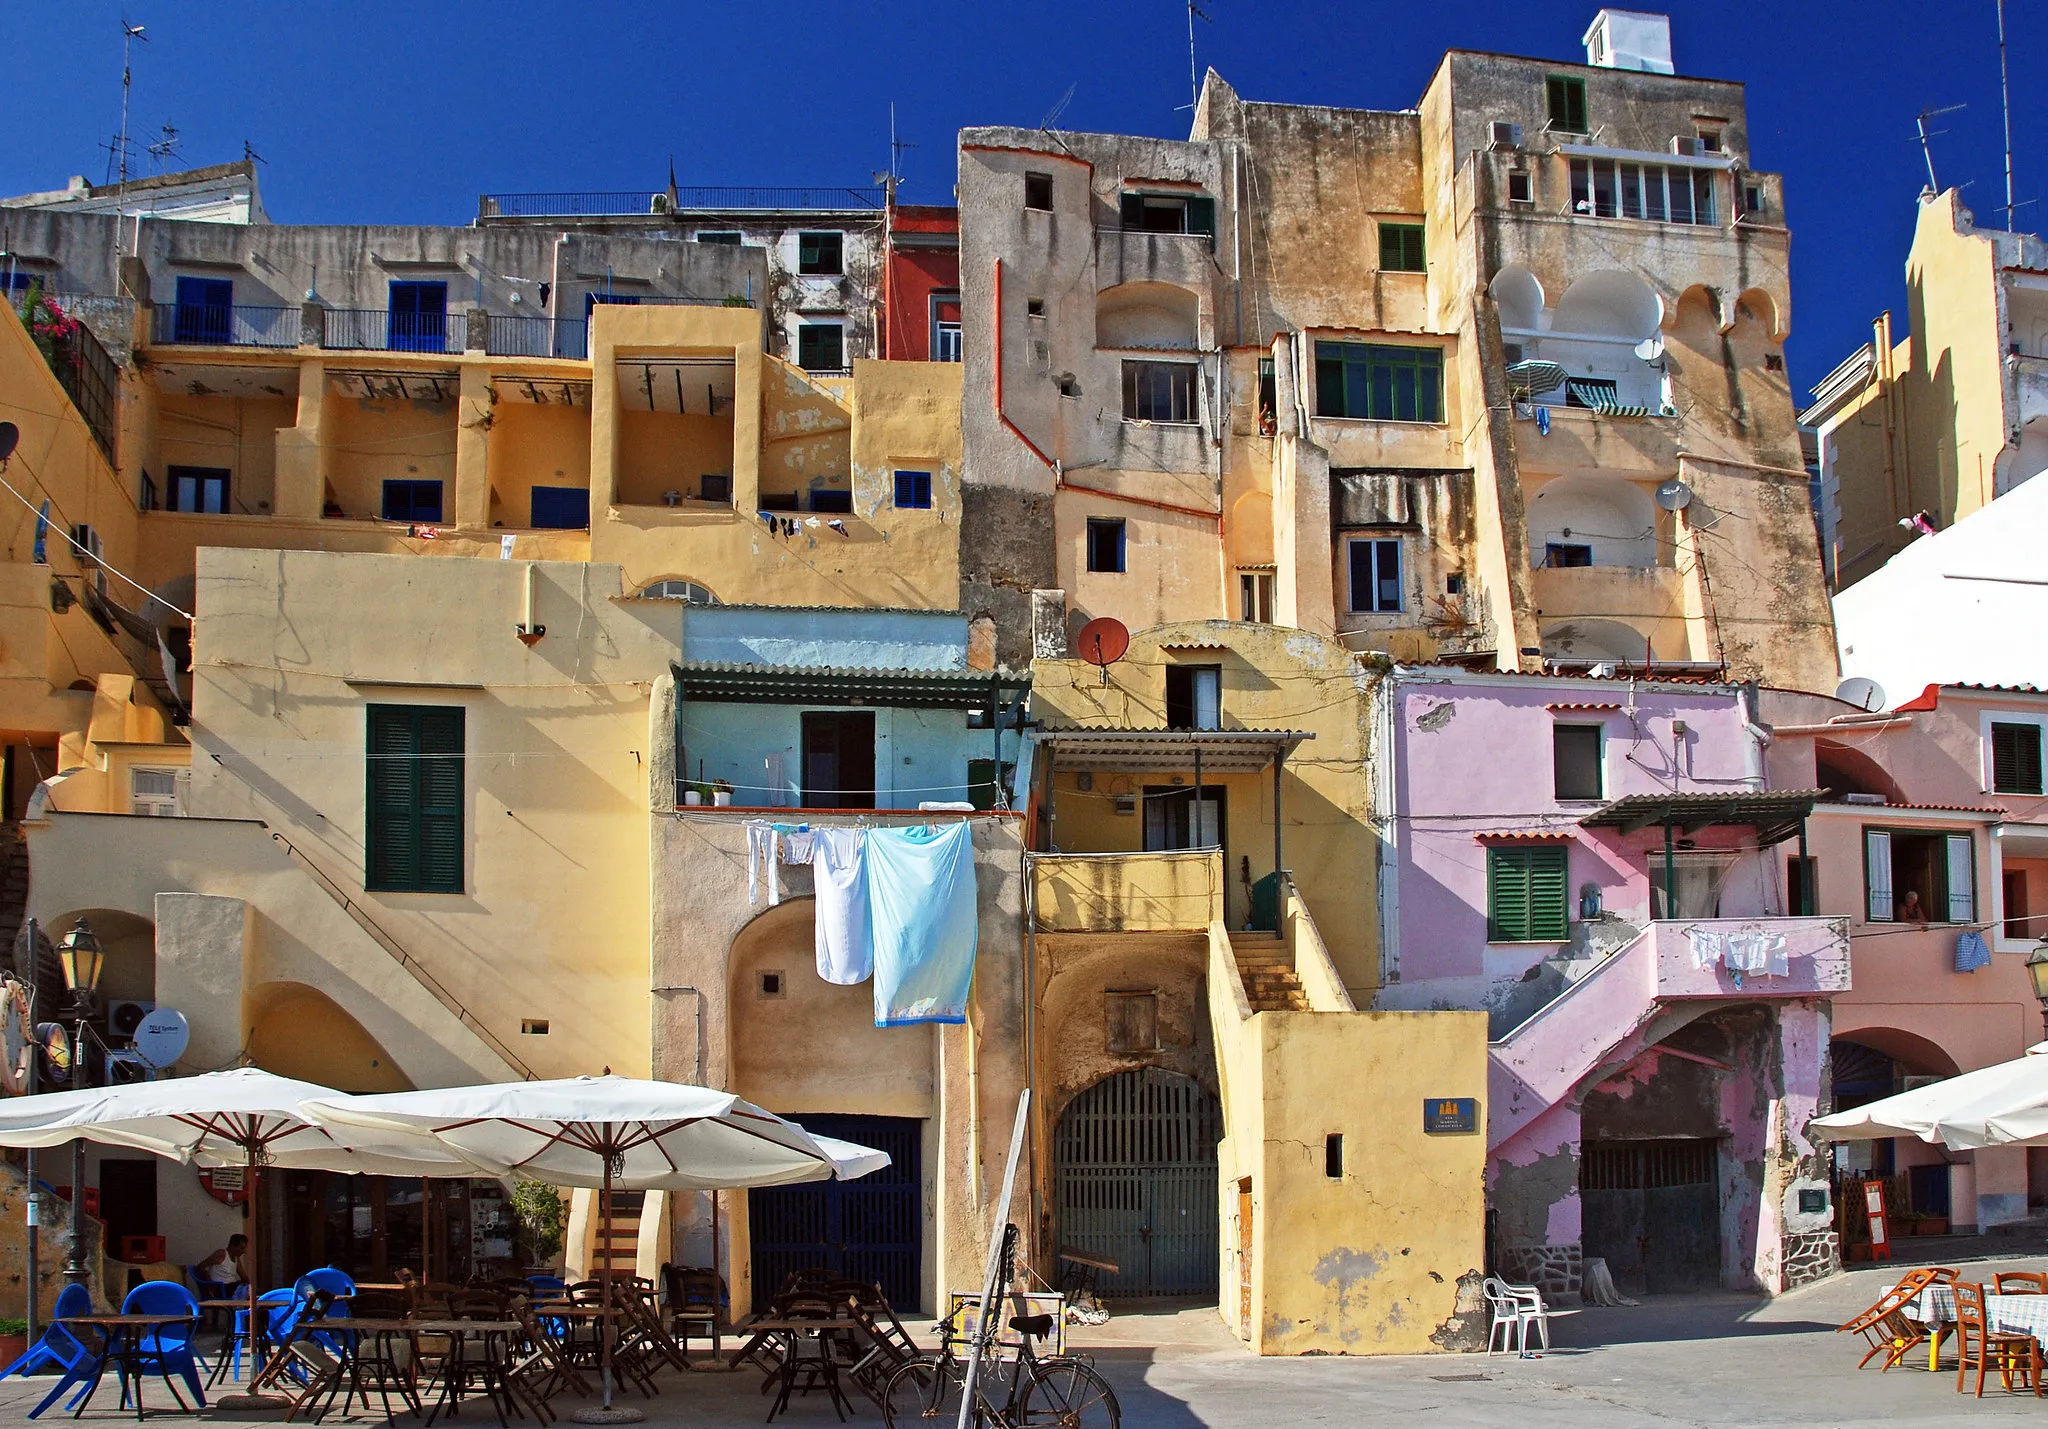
<box><xmin>1078</xmin><ymin>616</ymin><xmax>1130</xmax><ymax>667</ymax></box>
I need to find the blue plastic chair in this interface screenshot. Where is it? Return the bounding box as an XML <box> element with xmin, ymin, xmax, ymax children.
<box><xmin>221</xmin><ymin>1287</ymin><xmax>296</xmax><ymax>1383</ymax></box>
<box><xmin>116</xmin><ymin>1280</ymin><xmax>205</xmax><ymax>1411</ymax></box>
<box><xmin>292</xmin><ymin>1269</ymin><xmax>356</xmax><ymax>1358</ymax></box>
<box><xmin>0</xmin><ymin>1283</ymin><xmax>92</xmax><ymax>1382</ymax></box>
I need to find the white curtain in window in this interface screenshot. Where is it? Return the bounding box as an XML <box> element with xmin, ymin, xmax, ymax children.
<box><xmin>1193</xmin><ymin>669</ymin><xmax>1221</xmax><ymax>731</ymax></box>
<box><xmin>1865</xmin><ymin>830</ymin><xmax>1893</xmax><ymax>922</ymax></box>
<box><xmin>1946</xmin><ymin>833</ymin><xmax>1975</xmax><ymax>924</ymax></box>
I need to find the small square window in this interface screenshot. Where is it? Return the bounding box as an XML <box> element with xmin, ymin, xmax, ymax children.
<box><xmin>1378</xmin><ymin>223</ymin><xmax>1426</xmax><ymax>272</ymax></box>
<box><xmin>696</xmin><ymin>231</ymin><xmax>742</xmax><ymax>245</ymax></box>
<box><xmin>1545</xmin><ymin>543</ymin><xmax>1594</xmax><ymax>568</ymax></box>
<box><xmin>1026</xmin><ymin>298</ymin><xmax>1046</xmax><ymax>318</ymax></box>
<box><xmin>1546</xmin><ymin>75</ymin><xmax>1588</xmax><ymax>134</ymax></box>
<box><xmin>1122</xmin><ymin>360</ymin><xmax>1198</xmax><ymax>422</ymax></box>
<box><xmin>1507</xmin><ymin>169</ymin><xmax>1533</xmax><ymax>204</ymax></box>
<box><xmin>1347</xmin><ymin>537</ymin><xmax>1403</xmax><ymax>613</ymax></box>
<box><xmin>1992</xmin><ymin>722</ymin><xmax>2045</xmax><ymax>794</ymax></box>
<box><xmin>1325</xmin><ymin>1134</ymin><xmax>1344</xmax><ymax>1179</ymax></box>
<box><xmin>1086</xmin><ymin>517</ymin><xmax>1126</xmax><ymax>573</ymax></box>
<box><xmin>700</xmin><ymin>472</ymin><xmax>732</xmax><ymax>503</ymax></box>
<box><xmin>1742</xmin><ymin>184</ymin><xmax>1765</xmax><ymax>216</ymax></box>
<box><xmin>796</xmin><ymin>323</ymin><xmax>845</xmax><ymax>371</ymax></box>
<box><xmin>1764</xmin><ymin>353</ymin><xmax>1785</xmax><ymax>372</ymax></box>
<box><xmin>759</xmin><ymin>493</ymin><xmax>800</xmax><ymax>511</ymax></box>
<box><xmin>1445</xmin><ymin>573</ymin><xmax>1464</xmax><ymax>596</ymax></box>
<box><xmin>1698</xmin><ymin>129</ymin><xmax>1723</xmax><ymax>153</ymax></box>
<box><xmin>1165</xmin><ymin>665</ymin><xmax>1222</xmax><ymax>730</ymax></box>
<box><xmin>894</xmin><ymin>470</ymin><xmax>933</xmax><ymax>509</ymax></box>
<box><xmin>381</xmin><ymin>479</ymin><xmax>444</xmax><ymax>524</ymax></box>
<box><xmin>797</xmin><ymin>231</ymin><xmax>843</xmax><ymax>275</ymax></box>
<box><xmin>810</xmin><ymin>489</ymin><xmax>852</xmax><ymax>513</ymax></box>
<box><xmin>758</xmin><ymin>970</ymin><xmax>786</xmax><ymax>999</ymax></box>
<box><xmin>1104</xmin><ymin>990</ymin><xmax>1159</xmax><ymax>1053</ymax></box>
<box><xmin>1024</xmin><ymin>172</ymin><xmax>1054</xmax><ymax>210</ymax></box>
<box><xmin>520</xmin><ymin>1019</ymin><xmax>550</xmax><ymax>1035</ymax></box>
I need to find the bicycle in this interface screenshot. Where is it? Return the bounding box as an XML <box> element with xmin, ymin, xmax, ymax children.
<box><xmin>881</xmin><ymin>1228</ymin><xmax>1119</xmax><ymax>1429</ymax></box>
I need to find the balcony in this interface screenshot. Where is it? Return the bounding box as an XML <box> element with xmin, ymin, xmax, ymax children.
<box><xmin>1095</xmin><ymin>227</ymin><xmax>1214</xmax><ymax>289</ymax></box>
<box><xmin>477</xmin><ymin>186</ymin><xmax>885</xmax><ymax>220</ymax></box>
<box><xmin>1031</xmin><ymin>850</ymin><xmax>1223</xmax><ymax>934</ymax></box>
<box><xmin>1530</xmin><ymin>563</ymin><xmax>1684</xmax><ymax>622</ymax></box>
<box><xmin>1648</xmin><ymin>915</ymin><xmax>1851</xmax><ymax>1000</ymax></box>
<box><xmin>485</xmin><ymin>314</ymin><xmax>588</xmax><ymax>361</ymax></box>
<box><xmin>150</xmin><ymin>301</ymin><xmax>302</xmax><ymax>349</ymax></box>
<box><xmin>322</xmin><ymin>308</ymin><xmax>466</xmax><ymax>355</ymax></box>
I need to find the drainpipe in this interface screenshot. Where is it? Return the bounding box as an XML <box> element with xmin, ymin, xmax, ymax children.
<box><xmin>1663</xmin><ymin>816</ymin><xmax>1677</xmax><ymax>920</ymax></box>
<box><xmin>1272</xmin><ymin>750</ymin><xmax>1286</xmax><ymax>905</ymax></box>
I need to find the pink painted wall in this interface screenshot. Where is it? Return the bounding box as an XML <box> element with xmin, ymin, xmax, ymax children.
<box><xmin>1388</xmin><ymin>673</ymin><xmax>1777</xmax><ymax>1014</ymax></box>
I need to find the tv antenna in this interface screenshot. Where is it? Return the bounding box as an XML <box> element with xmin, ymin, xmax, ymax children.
<box><xmin>1185</xmin><ymin>1</ymin><xmax>1212</xmax><ymax>113</ymax></box>
<box><xmin>145</xmin><ymin>121</ymin><xmax>181</xmax><ymax>173</ymax></box>
<box><xmin>1915</xmin><ymin>103</ymin><xmax>1965</xmax><ymax>194</ymax></box>
<box><xmin>1040</xmin><ymin>81</ymin><xmax>1077</xmax><ymax>131</ymax></box>
<box><xmin>1998</xmin><ymin>0</ymin><xmax>2017</xmax><ymax>230</ymax></box>
<box><xmin>884</xmin><ymin>102</ymin><xmax>917</xmax><ymax>200</ymax></box>
<box><xmin>113</xmin><ymin>19</ymin><xmax>148</xmax><ymax>190</ymax></box>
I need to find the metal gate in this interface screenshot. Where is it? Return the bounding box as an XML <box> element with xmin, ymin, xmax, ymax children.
<box><xmin>1055</xmin><ymin>1069</ymin><xmax>1221</xmax><ymax>1298</ymax></box>
<box><xmin>748</xmin><ymin>1115</ymin><xmax>921</xmax><ymax>1309</ymax></box>
<box><xmin>1580</xmin><ymin>1138</ymin><xmax>1722</xmax><ymax>1293</ymax></box>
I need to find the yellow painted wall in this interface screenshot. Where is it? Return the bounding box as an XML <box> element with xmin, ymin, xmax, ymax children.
<box><xmin>487</xmin><ymin>401</ymin><xmax>592</xmax><ymax>530</ymax></box>
<box><xmin>1032</xmin><ymin>621</ymin><xmax>1383</xmax><ymax>998</ymax></box>
<box><xmin>323</xmin><ymin>385</ymin><xmax>458</xmax><ymax>520</ymax></box>
<box><xmin>247</xmin><ymin>981</ymin><xmax>415</xmax><ymax>1093</ymax></box>
<box><xmin>617</xmin><ymin>411</ymin><xmax>736</xmax><ymax>508</ymax></box>
<box><xmin>154</xmin><ymin>393</ymin><xmax>295</xmax><ymax>515</ymax></box>
<box><xmin>1033</xmin><ymin>849</ymin><xmax>1221</xmax><ymax>932</ymax></box>
<box><xmin>762</xmin><ymin>361</ymin><xmax>852</xmax><ymax>506</ymax></box>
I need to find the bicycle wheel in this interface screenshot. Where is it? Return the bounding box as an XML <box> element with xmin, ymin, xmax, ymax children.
<box><xmin>1019</xmin><ymin>1359</ymin><xmax>1119</xmax><ymax>1429</ymax></box>
<box><xmin>883</xmin><ymin>1358</ymin><xmax>965</xmax><ymax>1429</ymax></box>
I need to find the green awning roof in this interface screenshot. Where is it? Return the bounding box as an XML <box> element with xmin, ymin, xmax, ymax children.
<box><xmin>671</xmin><ymin>661</ymin><xmax>1024</xmax><ymax>709</ymax></box>
<box><xmin>1578</xmin><ymin>789</ymin><xmax>1825</xmax><ymax>847</ymax></box>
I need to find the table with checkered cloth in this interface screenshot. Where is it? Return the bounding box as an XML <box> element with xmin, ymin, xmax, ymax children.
<box><xmin>1910</xmin><ymin>1286</ymin><xmax>2048</xmax><ymax>1341</ymax></box>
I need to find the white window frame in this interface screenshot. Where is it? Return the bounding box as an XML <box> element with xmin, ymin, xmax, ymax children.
<box><xmin>130</xmin><ymin>766</ymin><xmax>184</xmax><ymax>816</ymax></box>
<box><xmin>1346</xmin><ymin>536</ymin><xmax>1404</xmax><ymax>614</ymax></box>
<box><xmin>1981</xmin><ymin>709</ymin><xmax>2048</xmax><ymax>795</ymax></box>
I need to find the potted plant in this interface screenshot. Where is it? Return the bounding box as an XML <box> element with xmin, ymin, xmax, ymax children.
<box><xmin>712</xmin><ymin>779</ymin><xmax>734</xmax><ymax>807</ymax></box>
<box><xmin>682</xmin><ymin>785</ymin><xmax>703</xmax><ymax>806</ymax></box>
<box><xmin>0</xmin><ymin>1316</ymin><xmax>29</xmax><ymax>1365</ymax></box>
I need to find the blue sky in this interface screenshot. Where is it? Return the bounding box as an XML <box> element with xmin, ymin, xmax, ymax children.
<box><xmin>4</xmin><ymin>0</ymin><xmax>2042</xmax><ymax>397</ymax></box>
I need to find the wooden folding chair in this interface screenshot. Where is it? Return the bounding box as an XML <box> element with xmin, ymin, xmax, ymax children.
<box><xmin>1838</xmin><ymin>1267</ymin><xmax>1948</xmax><ymax>1371</ymax></box>
<box><xmin>842</xmin><ymin>1301</ymin><xmax>918</xmax><ymax>1410</ymax></box>
<box><xmin>1997</xmin><ymin>1272</ymin><xmax>2048</xmax><ymax>1295</ymax></box>
<box><xmin>1954</xmin><ymin>1282</ymin><xmax>2043</xmax><ymax>1398</ymax></box>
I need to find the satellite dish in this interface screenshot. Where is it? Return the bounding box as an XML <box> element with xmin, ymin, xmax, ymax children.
<box><xmin>0</xmin><ymin>422</ymin><xmax>17</xmax><ymax>463</ymax></box>
<box><xmin>1653</xmin><ymin>479</ymin><xmax>1693</xmax><ymax>512</ymax></box>
<box><xmin>1077</xmin><ymin>616</ymin><xmax>1130</xmax><ymax>667</ymax></box>
<box><xmin>1835</xmin><ymin>676</ymin><xmax>1886</xmax><ymax>713</ymax></box>
<box><xmin>35</xmin><ymin>1021</ymin><xmax>70</xmax><ymax>1081</ymax></box>
<box><xmin>1634</xmin><ymin>335</ymin><xmax>1665</xmax><ymax>361</ymax></box>
<box><xmin>132</xmin><ymin>1007</ymin><xmax>190</xmax><ymax>1070</ymax></box>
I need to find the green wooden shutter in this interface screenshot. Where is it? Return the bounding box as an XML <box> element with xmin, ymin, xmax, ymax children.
<box><xmin>1488</xmin><ymin>849</ymin><xmax>1528</xmax><ymax>940</ymax></box>
<box><xmin>1527</xmin><ymin>846</ymin><xmax>1569</xmax><ymax>940</ymax></box>
<box><xmin>1120</xmin><ymin>193</ymin><xmax>1145</xmax><ymax>228</ymax></box>
<box><xmin>365</xmin><ymin>704</ymin><xmax>464</xmax><ymax>894</ymax></box>
<box><xmin>1186</xmin><ymin>195</ymin><xmax>1217</xmax><ymax>247</ymax></box>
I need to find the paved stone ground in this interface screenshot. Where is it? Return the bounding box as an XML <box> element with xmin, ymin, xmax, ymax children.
<box><xmin>5</xmin><ymin>1254</ymin><xmax>2048</xmax><ymax>1428</ymax></box>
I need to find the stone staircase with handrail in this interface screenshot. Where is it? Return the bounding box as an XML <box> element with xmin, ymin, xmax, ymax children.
<box><xmin>1229</xmin><ymin>932</ymin><xmax>1311</xmax><ymax>1012</ymax></box>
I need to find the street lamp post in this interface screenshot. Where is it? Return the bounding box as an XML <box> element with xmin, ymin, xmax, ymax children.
<box><xmin>2025</xmin><ymin>940</ymin><xmax>2048</xmax><ymax>1038</ymax></box>
<box><xmin>55</xmin><ymin>918</ymin><xmax>104</xmax><ymax>1292</ymax></box>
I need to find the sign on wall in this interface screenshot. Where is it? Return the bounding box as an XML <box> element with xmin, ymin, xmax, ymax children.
<box><xmin>1423</xmin><ymin>1097</ymin><xmax>1479</xmax><ymax>1134</ymax></box>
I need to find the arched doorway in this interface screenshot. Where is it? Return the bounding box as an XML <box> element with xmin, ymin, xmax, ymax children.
<box><xmin>1055</xmin><ymin>1069</ymin><xmax>1221</xmax><ymax>1298</ymax></box>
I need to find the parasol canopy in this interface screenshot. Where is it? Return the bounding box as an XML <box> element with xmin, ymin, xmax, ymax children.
<box><xmin>1809</xmin><ymin>1044</ymin><xmax>2048</xmax><ymax>1149</ymax></box>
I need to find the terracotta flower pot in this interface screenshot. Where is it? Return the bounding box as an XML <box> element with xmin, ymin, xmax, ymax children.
<box><xmin>0</xmin><ymin>1334</ymin><xmax>28</xmax><ymax>1364</ymax></box>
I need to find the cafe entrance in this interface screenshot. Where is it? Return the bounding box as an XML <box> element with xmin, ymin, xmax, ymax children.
<box><xmin>282</xmin><ymin>1171</ymin><xmax>516</xmax><ymax>1282</ymax></box>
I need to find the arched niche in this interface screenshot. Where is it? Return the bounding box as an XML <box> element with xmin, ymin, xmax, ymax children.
<box><xmin>1096</xmin><ymin>282</ymin><xmax>1200</xmax><ymax>350</ymax></box>
<box><xmin>1553</xmin><ymin>271</ymin><xmax>1662</xmax><ymax>341</ymax></box>
<box><xmin>1490</xmin><ymin>265</ymin><xmax>1546</xmax><ymax>333</ymax></box>
<box><xmin>1541</xmin><ymin>617</ymin><xmax>1656</xmax><ymax>664</ymax></box>
<box><xmin>246</xmin><ymin>981</ymin><xmax>413</xmax><ymax>1092</ymax></box>
<box><xmin>1526</xmin><ymin>476</ymin><xmax>1659</xmax><ymax>567</ymax></box>
<box><xmin>47</xmin><ymin>908</ymin><xmax>155</xmax><ymax>1007</ymax></box>
<box><xmin>728</xmin><ymin>900</ymin><xmax>933</xmax><ymax>1118</ymax></box>
<box><xmin>1734</xmin><ymin>287</ymin><xmax>1784</xmax><ymax>342</ymax></box>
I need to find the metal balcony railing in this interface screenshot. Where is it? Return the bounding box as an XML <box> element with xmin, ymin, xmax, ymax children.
<box><xmin>322</xmin><ymin>308</ymin><xmax>466</xmax><ymax>354</ymax></box>
<box><xmin>149</xmin><ymin>302</ymin><xmax>300</xmax><ymax>349</ymax></box>
<box><xmin>478</xmin><ymin>186</ymin><xmax>885</xmax><ymax>219</ymax></box>
<box><xmin>485</xmin><ymin>314</ymin><xmax>588</xmax><ymax>360</ymax></box>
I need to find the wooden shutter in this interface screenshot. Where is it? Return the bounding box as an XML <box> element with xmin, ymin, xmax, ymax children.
<box><xmin>1945</xmin><ymin>833</ymin><xmax>1975</xmax><ymax>924</ymax></box>
<box><xmin>1488</xmin><ymin>849</ymin><xmax>1529</xmax><ymax>940</ymax></box>
<box><xmin>365</xmin><ymin>704</ymin><xmax>464</xmax><ymax>894</ymax></box>
<box><xmin>1120</xmin><ymin>193</ymin><xmax>1145</xmax><ymax>229</ymax></box>
<box><xmin>1527</xmin><ymin>846</ymin><xmax>1569</xmax><ymax>940</ymax></box>
<box><xmin>1993</xmin><ymin>723</ymin><xmax>2044</xmax><ymax>794</ymax></box>
<box><xmin>1186</xmin><ymin>195</ymin><xmax>1217</xmax><ymax>245</ymax></box>
<box><xmin>1864</xmin><ymin>829</ymin><xmax>1892</xmax><ymax>922</ymax></box>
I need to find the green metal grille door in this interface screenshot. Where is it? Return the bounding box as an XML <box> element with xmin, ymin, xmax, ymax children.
<box><xmin>1055</xmin><ymin>1069</ymin><xmax>1221</xmax><ymax>1298</ymax></box>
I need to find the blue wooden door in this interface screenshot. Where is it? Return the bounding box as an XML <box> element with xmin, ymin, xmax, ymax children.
<box><xmin>174</xmin><ymin>277</ymin><xmax>233</xmax><ymax>344</ymax></box>
<box><xmin>388</xmin><ymin>281</ymin><xmax>448</xmax><ymax>352</ymax></box>
<box><xmin>1056</xmin><ymin>1069</ymin><xmax>1220</xmax><ymax>1297</ymax></box>
<box><xmin>749</xmin><ymin>1114</ymin><xmax>921</xmax><ymax>1309</ymax></box>
<box><xmin>529</xmin><ymin>486</ymin><xmax>590</xmax><ymax>530</ymax></box>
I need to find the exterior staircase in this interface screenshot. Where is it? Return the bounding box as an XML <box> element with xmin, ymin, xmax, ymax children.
<box><xmin>1231</xmin><ymin>934</ymin><xmax>1310</xmax><ymax>1012</ymax></box>
<box><xmin>0</xmin><ymin>824</ymin><xmax>30</xmax><ymax>969</ymax></box>
<box><xmin>589</xmin><ymin>1190</ymin><xmax>646</xmax><ymax>1276</ymax></box>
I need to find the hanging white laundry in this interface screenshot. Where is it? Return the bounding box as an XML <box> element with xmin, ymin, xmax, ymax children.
<box><xmin>781</xmin><ymin>828</ymin><xmax>817</xmax><ymax>863</ymax></box>
<box><xmin>811</xmin><ymin>826</ymin><xmax>873</xmax><ymax>985</ymax></box>
<box><xmin>745</xmin><ymin>822</ymin><xmax>782</xmax><ymax>908</ymax></box>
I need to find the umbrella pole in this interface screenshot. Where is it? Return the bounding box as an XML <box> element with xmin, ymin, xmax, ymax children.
<box><xmin>217</xmin><ymin>1143</ymin><xmax>284</xmax><ymax>1409</ymax></box>
<box><xmin>568</xmin><ymin>1149</ymin><xmax>642</xmax><ymax>1423</ymax></box>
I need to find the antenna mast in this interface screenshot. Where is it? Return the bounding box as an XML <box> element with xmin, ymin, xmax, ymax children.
<box><xmin>1187</xmin><ymin>1</ymin><xmax>1211</xmax><ymax>113</ymax></box>
<box><xmin>1998</xmin><ymin>0</ymin><xmax>2015</xmax><ymax>230</ymax></box>
<box><xmin>115</xmin><ymin>19</ymin><xmax>148</xmax><ymax>191</ymax></box>
<box><xmin>1916</xmin><ymin>103</ymin><xmax>1966</xmax><ymax>194</ymax></box>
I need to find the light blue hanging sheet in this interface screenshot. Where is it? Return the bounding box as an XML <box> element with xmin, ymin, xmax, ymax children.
<box><xmin>868</xmin><ymin>821</ymin><xmax>979</xmax><ymax>1026</ymax></box>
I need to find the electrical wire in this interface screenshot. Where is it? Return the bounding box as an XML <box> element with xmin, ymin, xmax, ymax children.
<box><xmin>0</xmin><ymin>461</ymin><xmax>193</xmax><ymax>619</ymax></box>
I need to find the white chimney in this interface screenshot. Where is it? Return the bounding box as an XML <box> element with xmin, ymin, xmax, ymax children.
<box><xmin>1583</xmin><ymin>10</ymin><xmax>1674</xmax><ymax>73</ymax></box>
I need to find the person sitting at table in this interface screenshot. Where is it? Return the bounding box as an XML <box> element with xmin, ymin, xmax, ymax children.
<box><xmin>196</xmin><ymin>1234</ymin><xmax>249</xmax><ymax>1295</ymax></box>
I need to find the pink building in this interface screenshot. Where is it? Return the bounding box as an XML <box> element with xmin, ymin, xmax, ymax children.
<box><xmin>1374</xmin><ymin>667</ymin><xmax>1848</xmax><ymax>1300</ymax></box>
<box><xmin>1764</xmin><ymin>682</ymin><xmax>2048</xmax><ymax>1235</ymax></box>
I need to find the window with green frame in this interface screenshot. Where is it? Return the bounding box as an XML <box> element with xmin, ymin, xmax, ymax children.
<box><xmin>1545</xmin><ymin>75</ymin><xmax>1588</xmax><ymax>134</ymax></box>
<box><xmin>1314</xmin><ymin>342</ymin><xmax>1444</xmax><ymax>422</ymax></box>
<box><xmin>1488</xmin><ymin>845</ymin><xmax>1569</xmax><ymax>941</ymax></box>
<box><xmin>366</xmin><ymin>704</ymin><xmax>465</xmax><ymax>893</ymax></box>
<box><xmin>1378</xmin><ymin>223</ymin><xmax>1426</xmax><ymax>272</ymax></box>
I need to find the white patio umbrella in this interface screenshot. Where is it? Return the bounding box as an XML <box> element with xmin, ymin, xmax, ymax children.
<box><xmin>0</xmin><ymin>1067</ymin><xmax>473</xmax><ymax>1404</ymax></box>
<box><xmin>1810</xmin><ymin>1043</ymin><xmax>2048</xmax><ymax>1149</ymax></box>
<box><xmin>304</xmin><ymin>1075</ymin><xmax>891</xmax><ymax>1420</ymax></box>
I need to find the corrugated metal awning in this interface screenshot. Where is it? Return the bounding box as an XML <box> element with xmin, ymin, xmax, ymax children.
<box><xmin>671</xmin><ymin>661</ymin><xmax>1021</xmax><ymax>709</ymax></box>
<box><xmin>1579</xmin><ymin>789</ymin><xmax>1826</xmax><ymax>846</ymax></box>
<box><xmin>1034</xmin><ymin>727</ymin><xmax>1312</xmax><ymax>772</ymax></box>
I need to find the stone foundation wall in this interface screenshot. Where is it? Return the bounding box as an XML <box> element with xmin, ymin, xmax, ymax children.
<box><xmin>1499</xmin><ymin>1242</ymin><xmax>1582</xmax><ymax>1303</ymax></box>
<box><xmin>1779</xmin><ymin>1230</ymin><xmax>1839</xmax><ymax>1291</ymax></box>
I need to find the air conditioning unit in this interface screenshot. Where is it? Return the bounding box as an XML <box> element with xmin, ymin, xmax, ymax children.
<box><xmin>1670</xmin><ymin>137</ymin><xmax>1703</xmax><ymax>158</ymax></box>
<box><xmin>131</xmin><ymin>767</ymin><xmax>182</xmax><ymax>817</ymax></box>
<box><xmin>108</xmin><ymin>1000</ymin><xmax>155</xmax><ymax>1041</ymax></box>
<box><xmin>1489</xmin><ymin>121</ymin><xmax>1524</xmax><ymax>151</ymax></box>
<box><xmin>1842</xmin><ymin>792</ymin><xmax>1887</xmax><ymax>805</ymax></box>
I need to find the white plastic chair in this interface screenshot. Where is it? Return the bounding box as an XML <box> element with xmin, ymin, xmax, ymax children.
<box><xmin>1485</xmin><ymin>1276</ymin><xmax>1566</xmax><ymax>1354</ymax></box>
